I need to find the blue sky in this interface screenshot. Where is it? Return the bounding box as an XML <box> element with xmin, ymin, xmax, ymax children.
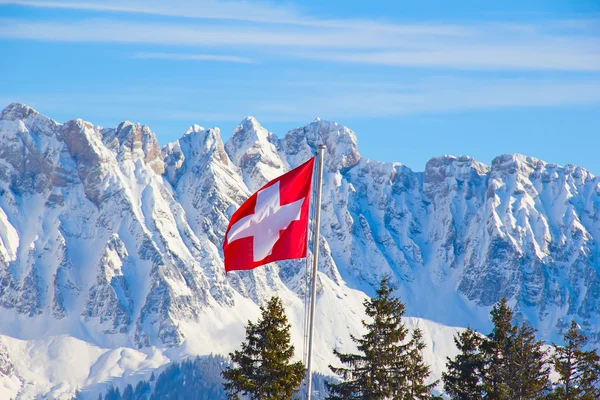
<box><xmin>1</xmin><ymin>0</ymin><xmax>599</xmax><ymax>173</ymax></box>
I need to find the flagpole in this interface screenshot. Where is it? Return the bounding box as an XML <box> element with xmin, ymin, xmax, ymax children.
<box><xmin>306</xmin><ymin>144</ymin><xmax>325</xmax><ymax>400</ymax></box>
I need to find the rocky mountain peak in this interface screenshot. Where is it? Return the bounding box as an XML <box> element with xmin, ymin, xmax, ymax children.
<box><xmin>164</xmin><ymin>125</ymin><xmax>232</xmax><ymax>186</ymax></box>
<box><xmin>226</xmin><ymin>117</ymin><xmax>278</xmax><ymax>158</ymax></box>
<box><xmin>426</xmin><ymin>154</ymin><xmax>488</xmax><ymax>171</ymax></box>
<box><xmin>182</xmin><ymin>126</ymin><xmax>226</xmax><ymax>159</ymax></box>
<box><xmin>424</xmin><ymin>155</ymin><xmax>490</xmax><ymax>189</ymax></box>
<box><xmin>489</xmin><ymin>153</ymin><xmax>595</xmax><ymax>185</ymax></box>
<box><xmin>185</xmin><ymin>124</ymin><xmax>206</xmax><ymax>135</ymax></box>
<box><xmin>60</xmin><ymin>119</ymin><xmax>124</xmax><ymax>206</ymax></box>
<box><xmin>103</xmin><ymin>121</ymin><xmax>164</xmax><ymax>174</ymax></box>
<box><xmin>0</xmin><ymin>104</ymin><xmax>67</xmax><ymax>195</ymax></box>
<box><xmin>0</xmin><ymin>103</ymin><xmax>60</xmax><ymax>140</ymax></box>
<box><xmin>238</xmin><ymin>116</ymin><xmax>265</xmax><ymax>136</ymax></box>
<box><xmin>490</xmin><ymin>153</ymin><xmax>543</xmax><ymax>178</ymax></box>
<box><xmin>281</xmin><ymin>119</ymin><xmax>360</xmax><ymax>173</ymax></box>
<box><xmin>0</xmin><ymin>102</ymin><xmax>39</xmax><ymax>121</ymax></box>
<box><xmin>225</xmin><ymin>117</ymin><xmax>285</xmax><ymax>192</ymax></box>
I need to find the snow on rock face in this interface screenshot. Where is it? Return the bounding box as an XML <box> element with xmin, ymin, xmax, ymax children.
<box><xmin>82</xmin><ymin>234</ymin><xmax>132</xmax><ymax>334</ymax></box>
<box><xmin>0</xmin><ymin>104</ymin><xmax>238</xmax><ymax>352</ymax></box>
<box><xmin>1</xmin><ymin>102</ymin><xmax>600</xmax><ymax>397</ymax></box>
<box><xmin>0</xmin><ymin>103</ymin><xmax>69</xmax><ymax>195</ymax></box>
<box><xmin>164</xmin><ymin>124</ymin><xmax>248</xmax><ymax>247</ymax></box>
<box><xmin>282</xmin><ymin>119</ymin><xmax>360</xmax><ymax>172</ymax></box>
<box><xmin>61</xmin><ymin>119</ymin><xmax>119</xmax><ymax>207</ymax></box>
<box><xmin>0</xmin><ymin>340</ymin><xmax>20</xmax><ymax>400</ymax></box>
<box><xmin>103</xmin><ymin>121</ymin><xmax>165</xmax><ymax>175</ymax></box>
<box><xmin>0</xmin><ymin>341</ymin><xmax>14</xmax><ymax>377</ymax></box>
<box><xmin>225</xmin><ymin>116</ymin><xmax>287</xmax><ymax>192</ymax></box>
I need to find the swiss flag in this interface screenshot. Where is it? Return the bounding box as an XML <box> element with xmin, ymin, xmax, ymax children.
<box><xmin>223</xmin><ymin>157</ymin><xmax>315</xmax><ymax>273</ymax></box>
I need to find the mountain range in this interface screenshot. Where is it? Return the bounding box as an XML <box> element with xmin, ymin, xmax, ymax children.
<box><xmin>0</xmin><ymin>102</ymin><xmax>598</xmax><ymax>399</ymax></box>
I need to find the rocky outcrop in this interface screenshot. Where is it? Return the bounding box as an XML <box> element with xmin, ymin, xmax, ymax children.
<box><xmin>0</xmin><ymin>341</ymin><xmax>13</xmax><ymax>377</ymax></box>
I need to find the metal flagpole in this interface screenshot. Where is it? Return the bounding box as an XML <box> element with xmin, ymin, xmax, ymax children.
<box><xmin>306</xmin><ymin>144</ymin><xmax>325</xmax><ymax>400</ymax></box>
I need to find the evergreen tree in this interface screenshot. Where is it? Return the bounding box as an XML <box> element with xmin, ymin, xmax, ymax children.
<box><xmin>481</xmin><ymin>298</ymin><xmax>515</xmax><ymax>400</ymax></box>
<box><xmin>578</xmin><ymin>349</ymin><xmax>600</xmax><ymax>400</ymax></box>
<box><xmin>506</xmin><ymin>323</ymin><xmax>550</xmax><ymax>399</ymax></box>
<box><xmin>122</xmin><ymin>384</ymin><xmax>134</xmax><ymax>400</ymax></box>
<box><xmin>442</xmin><ymin>327</ymin><xmax>485</xmax><ymax>400</ymax></box>
<box><xmin>481</xmin><ymin>298</ymin><xmax>550</xmax><ymax>400</ymax></box>
<box><xmin>327</xmin><ymin>278</ymin><xmax>432</xmax><ymax>399</ymax></box>
<box><xmin>222</xmin><ymin>296</ymin><xmax>305</xmax><ymax>400</ymax></box>
<box><xmin>104</xmin><ymin>386</ymin><xmax>121</xmax><ymax>400</ymax></box>
<box><xmin>551</xmin><ymin>320</ymin><xmax>600</xmax><ymax>399</ymax></box>
<box><xmin>134</xmin><ymin>380</ymin><xmax>151</xmax><ymax>399</ymax></box>
<box><xmin>403</xmin><ymin>328</ymin><xmax>435</xmax><ymax>399</ymax></box>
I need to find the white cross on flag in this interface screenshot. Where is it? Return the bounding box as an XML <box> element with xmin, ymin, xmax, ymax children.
<box><xmin>223</xmin><ymin>157</ymin><xmax>315</xmax><ymax>273</ymax></box>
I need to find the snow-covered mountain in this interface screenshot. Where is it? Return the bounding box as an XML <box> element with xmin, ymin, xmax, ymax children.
<box><xmin>0</xmin><ymin>103</ymin><xmax>598</xmax><ymax>399</ymax></box>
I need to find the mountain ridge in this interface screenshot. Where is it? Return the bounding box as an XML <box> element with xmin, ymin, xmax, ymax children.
<box><xmin>2</xmin><ymin>102</ymin><xmax>594</xmax><ymax>178</ymax></box>
<box><xmin>0</xmin><ymin>102</ymin><xmax>599</xmax><ymax>399</ymax></box>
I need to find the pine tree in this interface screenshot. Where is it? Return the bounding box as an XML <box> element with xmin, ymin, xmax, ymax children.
<box><xmin>480</xmin><ymin>298</ymin><xmax>550</xmax><ymax>400</ymax></box>
<box><xmin>578</xmin><ymin>349</ymin><xmax>600</xmax><ymax>400</ymax></box>
<box><xmin>403</xmin><ymin>328</ymin><xmax>434</xmax><ymax>399</ymax></box>
<box><xmin>551</xmin><ymin>320</ymin><xmax>600</xmax><ymax>399</ymax></box>
<box><xmin>327</xmin><ymin>278</ymin><xmax>432</xmax><ymax>399</ymax></box>
<box><xmin>222</xmin><ymin>296</ymin><xmax>305</xmax><ymax>400</ymax></box>
<box><xmin>442</xmin><ymin>327</ymin><xmax>485</xmax><ymax>400</ymax></box>
<box><xmin>134</xmin><ymin>380</ymin><xmax>151</xmax><ymax>399</ymax></box>
<box><xmin>122</xmin><ymin>384</ymin><xmax>133</xmax><ymax>400</ymax></box>
<box><xmin>506</xmin><ymin>323</ymin><xmax>550</xmax><ymax>399</ymax></box>
<box><xmin>481</xmin><ymin>298</ymin><xmax>515</xmax><ymax>400</ymax></box>
<box><xmin>104</xmin><ymin>386</ymin><xmax>121</xmax><ymax>400</ymax></box>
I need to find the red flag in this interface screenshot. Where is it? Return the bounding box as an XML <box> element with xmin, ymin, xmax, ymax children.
<box><xmin>223</xmin><ymin>157</ymin><xmax>315</xmax><ymax>273</ymax></box>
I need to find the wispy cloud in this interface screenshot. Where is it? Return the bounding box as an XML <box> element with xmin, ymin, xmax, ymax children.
<box><xmin>2</xmin><ymin>1</ymin><xmax>599</xmax><ymax>121</ymax></box>
<box><xmin>299</xmin><ymin>46</ymin><xmax>600</xmax><ymax>71</ymax></box>
<box><xmin>0</xmin><ymin>16</ymin><xmax>598</xmax><ymax>71</ymax></box>
<box><xmin>250</xmin><ymin>77</ymin><xmax>600</xmax><ymax>119</ymax></box>
<box><xmin>0</xmin><ymin>0</ymin><xmax>303</xmax><ymax>25</ymax></box>
<box><xmin>8</xmin><ymin>77</ymin><xmax>599</xmax><ymax>124</ymax></box>
<box><xmin>133</xmin><ymin>52</ymin><xmax>254</xmax><ymax>63</ymax></box>
<box><xmin>0</xmin><ymin>18</ymin><xmax>417</xmax><ymax>48</ymax></box>
<box><xmin>0</xmin><ymin>0</ymin><xmax>479</xmax><ymax>34</ymax></box>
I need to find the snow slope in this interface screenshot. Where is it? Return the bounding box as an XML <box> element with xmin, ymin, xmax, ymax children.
<box><xmin>0</xmin><ymin>333</ymin><xmax>169</xmax><ymax>399</ymax></box>
<box><xmin>0</xmin><ymin>103</ymin><xmax>598</xmax><ymax>398</ymax></box>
